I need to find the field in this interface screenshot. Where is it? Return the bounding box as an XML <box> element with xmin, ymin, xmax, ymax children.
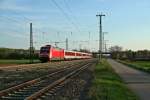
<box><xmin>0</xmin><ymin>59</ymin><xmax>40</xmax><ymax>65</ymax></box>
<box><xmin>119</xmin><ymin>60</ymin><xmax>150</xmax><ymax>73</ymax></box>
<box><xmin>88</xmin><ymin>59</ymin><xmax>138</xmax><ymax>100</ymax></box>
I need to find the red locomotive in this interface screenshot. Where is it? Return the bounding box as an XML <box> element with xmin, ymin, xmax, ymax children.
<box><xmin>39</xmin><ymin>45</ymin><xmax>92</xmax><ymax>62</ymax></box>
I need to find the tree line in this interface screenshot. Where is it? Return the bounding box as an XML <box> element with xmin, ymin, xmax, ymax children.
<box><xmin>110</xmin><ymin>46</ymin><xmax>150</xmax><ymax>61</ymax></box>
<box><xmin>0</xmin><ymin>48</ymin><xmax>39</xmax><ymax>59</ymax></box>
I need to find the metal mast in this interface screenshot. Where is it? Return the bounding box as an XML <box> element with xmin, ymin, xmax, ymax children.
<box><xmin>96</xmin><ymin>13</ymin><xmax>105</xmax><ymax>61</ymax></box>
<box><xmin>66</xmin><ymin>38</ymin><xmax>68</xmax><ymax>50</ymax></box>
<box><xmin>30</xmin><ymin>23</ymin><xmax>33</xmax><ymax>63</ymax></box>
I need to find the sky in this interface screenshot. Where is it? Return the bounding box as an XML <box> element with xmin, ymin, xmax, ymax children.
<box><xmin>0</xmin><ymin>0</ymin><xmax>150</xmax><ymax>51</ymax></box>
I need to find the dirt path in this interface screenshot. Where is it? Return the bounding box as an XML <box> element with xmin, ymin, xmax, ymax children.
<box><xmin>107</xmin><ymin>59</ymin><xmax>150</xmax><ymax>100</ymax></box>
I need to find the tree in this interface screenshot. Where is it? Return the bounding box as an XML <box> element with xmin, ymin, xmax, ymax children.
<box><xmin>109</xmin><ymin>45</ymin><xmax>122</xmax><ymax>52</ymax></box>
<box><xmin>109</xmin><ymin>45</ymin><xmax>123</xmax><ymax>59</ymax></box>
<box><xmin>79</xmin><ymin>49</ymin><xmax>90</xmax><ymax>53</ymax></box>
<box><xmin>125</xmin><ymin>50</ymin><xmax>135</xmax><ymax>60</ymax></box>
<box><xmin>0</xmin><ymin>47</ymin><xmax>39</xmax><ymax>59</ymax></box>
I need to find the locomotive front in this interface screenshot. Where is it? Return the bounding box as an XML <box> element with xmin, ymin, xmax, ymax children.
<box><xmin>39</xmin><ymin>45</ymin><xmax>51</xmax><ymax>62</ymax></box>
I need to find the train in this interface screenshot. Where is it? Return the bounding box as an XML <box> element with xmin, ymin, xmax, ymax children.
<box><xmin>39</xmin><ymin>45</ymin><xmax>92</xmax><ymax>62</ymax></box>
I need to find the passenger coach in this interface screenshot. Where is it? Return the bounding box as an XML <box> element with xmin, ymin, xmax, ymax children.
<box><xmin>39</xmin><ymin>45</ymin><xmax>92</xmax><ymax>62</ymax></box>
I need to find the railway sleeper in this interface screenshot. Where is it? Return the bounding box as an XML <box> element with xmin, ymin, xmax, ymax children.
<box><xmin>45</xmin><ymin>92</ymin><xmax>54</xmax><ymax>96</ymax></box>
<box><xmin>17</xmin><ymin>89</ymin><xmax>37</xmax><ymax>92</ymax></box>
<box><xmin>3</xmin><ymin>95</ymin><xmax>28</xmax><ymax>99</ymax></box>
<box><xmin>12</xmin><ymin>91</ymin><xmax>34</xmax><ymax>95</ymax></box>
<box><xmin>1</xmin><ymin>96</ymin><xmax>25</xmax><ymax>100</ymax></box>
<box><xmin>9</xmin><ymin>93</ymin><xmax>30</xmax><ymax>97</ymax></box>
<box><xmin>40</xmin><ymin>77</ymin><xmax>72</xmax><ymax>99</ymax></box>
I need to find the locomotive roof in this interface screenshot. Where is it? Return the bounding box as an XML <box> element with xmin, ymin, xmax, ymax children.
<box><xmin>43</xmin><ymin>45</ymin><xmax>64</xmax><ymax>50</ymax></box>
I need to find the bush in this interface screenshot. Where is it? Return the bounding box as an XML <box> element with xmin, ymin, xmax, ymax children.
<box><xmin>0</xmin><ymin>48</ymin><xmax>39</xmax><ymax>60</ymax></box>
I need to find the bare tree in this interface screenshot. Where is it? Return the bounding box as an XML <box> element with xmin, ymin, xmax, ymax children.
<box><xmin>109</xmin><ymin>45</ymin><xmax>122</xmax><ymax>52</ymax></box>
<box><xmin>109</xmin><ymin>45</ymin><xmax>123</xmax><ymax>59</ymax></box>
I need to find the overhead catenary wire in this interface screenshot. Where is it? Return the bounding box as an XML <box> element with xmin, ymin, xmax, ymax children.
<box><xmin>63</xmin><ymin>0</ymin><xmax>72</xmax><ymax>13</ymax></box>
<box><xmin>51</xmin><ymin>0</ymin><xmax>81</xmax><ymax>34</ymax></box>
<box><xmin>0</xmin><ymin>15</ymin><xmax>31</xmax><ymax>32</ymax></box>
<box><xmin>7</xmin><ymin>9</ymin><xmax>32</xmax><ymax>22</ymax></box>
<box><xmin>0</xmin><ymin>15</ymin><xmax>31</xmax><ymax>38</ymax></box>
<box><xmin>0</xmin><ymin>15</ymin><xmax>27</xmax><ymax>25</ymax></box>
<box><xmin>63</xmin><ymin>0</ymin><xmax>81</xmax><ymax>27</ymax></box>
<box><xmin>63</xmin><ymin>0</ymin><xmax>81</xmax><ymax>32</ymax></box>
<box><xmin>63</xmin><ymin>0</ymin><xmax>94</xmax><ymax>33</ymax></box>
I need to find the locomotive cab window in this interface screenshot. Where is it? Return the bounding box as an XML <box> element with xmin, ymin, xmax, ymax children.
<box><xmin>40</xmin><ymin>47</ymin><xmax>49</xmax><ymax>53</ymax></box>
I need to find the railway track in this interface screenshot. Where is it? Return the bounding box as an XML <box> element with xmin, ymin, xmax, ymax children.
<box><xmin>0</xmin><ymin>60</ymin><xmax>89</xmax><ymax>91</ymax></box>
<box><xmin>0</xmin><ymin>60</ymin><xmax>84</xmax><ymax>71</ymax></box>
<box><xmin>0</xmin><ymin>59</ymin><xmax>96</xmax><ymax>100</ymax></box>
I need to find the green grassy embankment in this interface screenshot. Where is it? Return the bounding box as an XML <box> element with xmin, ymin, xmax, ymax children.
<box><xmin>118</xmin><ymin>60</ymin><xmax>150</xmax><ymax>73</ymax></box>
<box><xmin>88</xmin><ymin>59</ymin><xmax>138</xmax><ymax>100</ymax></box>
<box><xmin>0</xmin><ymin>59</ymin><xmax>40</xmax><ymax>64</ymax></box>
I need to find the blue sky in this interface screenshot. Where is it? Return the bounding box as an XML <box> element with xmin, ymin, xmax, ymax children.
<box><xmin>0</xmin><ymin>0</ymin><xmax>150</xmax><ymax>51</ymax></box>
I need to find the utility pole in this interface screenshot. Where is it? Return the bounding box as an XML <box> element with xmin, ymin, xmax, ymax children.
<box><xmin>96</xmin><ymin>13</ymin><xmax>105</xmax><ymax>61</ymax></box>
<box><xmin>79</xmin><ymin>44</ymin><xmax>82</xmax><ymax>50</ymax></box>
<box><xmin>66</xmin><ymin>38</ymin><xmax>68</xmax><ymax>50</ymax></box>
<box><xmin>89</xmin><ymin>32</ymin><xmax>91</xmax><ymax>51</ymax></box>
<box><xmin>104</xmin><ymin>41</ymin><xmax>107</xmax><ymax>52</ymax></box>
<box><xmin>30</xmin><ymin>23</ymin><xmax>33</xmax><ymax>63</ymax></box>
<box><xmin>103</xmin><ymin>32</ymin><xmax>108</xmax><ymax>52</ymax></box>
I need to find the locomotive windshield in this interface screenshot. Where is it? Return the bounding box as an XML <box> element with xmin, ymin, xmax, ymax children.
<box><xmin>40</xmin><ymin>47</ymin><xmax>49</xmax><ymax>53</ymax></box>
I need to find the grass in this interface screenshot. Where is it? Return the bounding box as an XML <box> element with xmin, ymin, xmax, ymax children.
<box><xmin>0</xmin><ymin>59</ymin><xmax>40</xmax><ymax>64</ymax></box>
<box><xmin>118</xmin><ymin>60</ymin><xmax>150</xmax><ymax>73</ymax></box>
<box><xmin>88</xmin><ymin>59</ymin><xmax>138</xmax><ymax>100</ymax></box>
